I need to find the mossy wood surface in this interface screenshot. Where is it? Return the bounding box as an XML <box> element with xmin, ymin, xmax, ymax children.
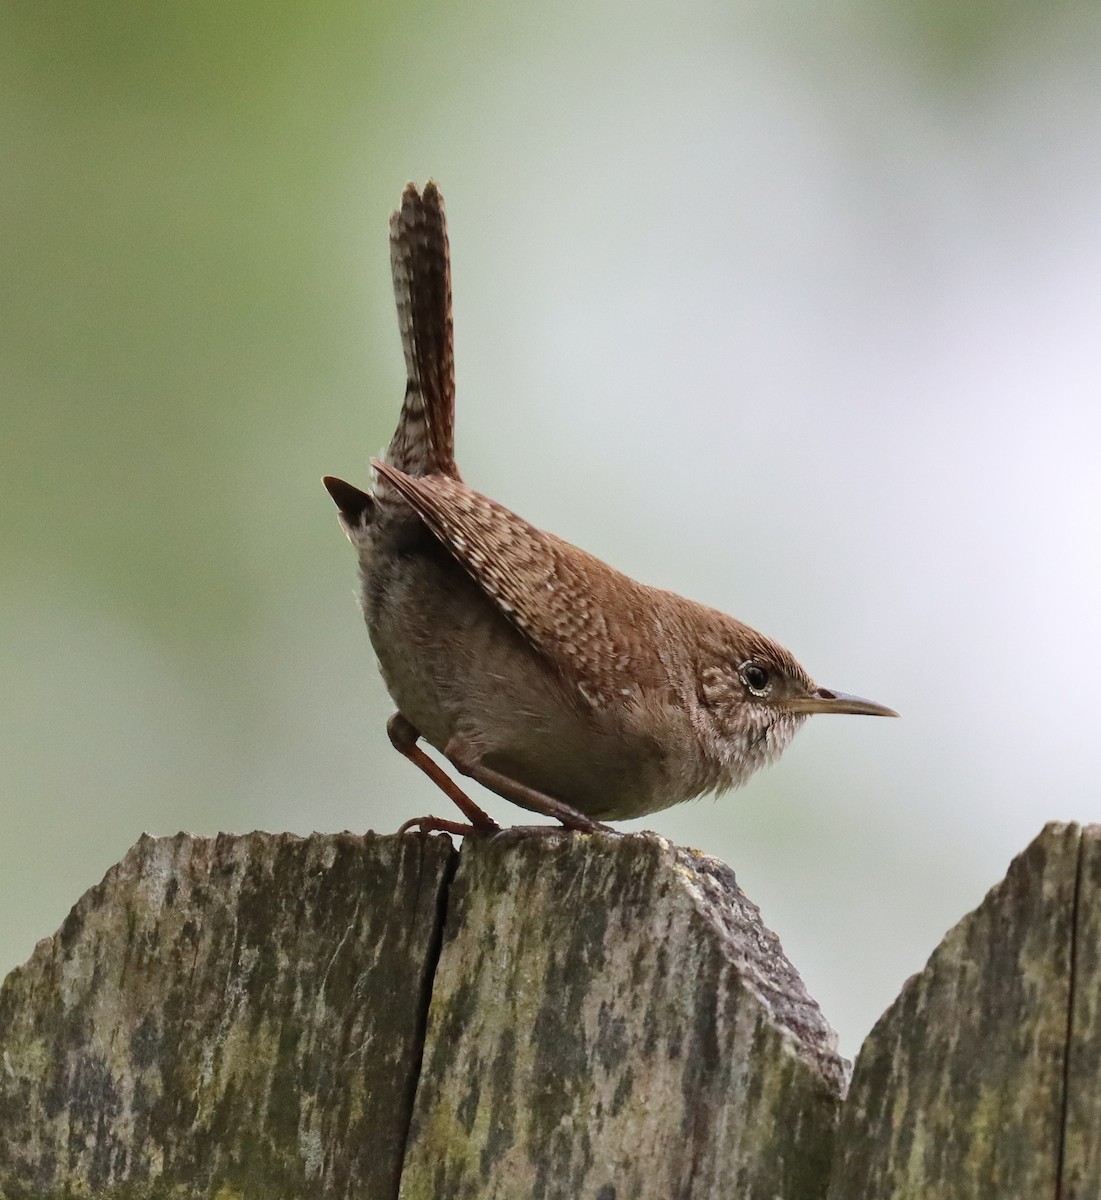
<box><xmin>0</xmin><ymin>831</ymin><xmax>455</xmax><ymax>1200</ymax></box>
<box><xmin>0</xmin><ymin>829</ymin><xmax>846</xmax><ymax>1199</ymax></box>
<box><xmin>827</xmin><ymin>821</ymin><xmax>1100</xmax><ymax>1200</ymax></box>
<box><xmin>7</xmin><ymin>823</ymin><xmax>1096</xmax><ymax>1199</ymax></box>
<box><xmin>1061</xmin><ymin>825</ymin><xmax>1101</xmax><ymax>1199</ymax></box>
<box><xmin>397</xmin><ymin>833</ymin><xmax>846</xmax><ymax>1200</ymax></box>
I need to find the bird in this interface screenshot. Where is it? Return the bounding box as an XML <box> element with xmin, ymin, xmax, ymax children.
<box><xmin>324</xmin><ymin>180</ymin><xmax>896</xmax><ymax>837</ymax></box>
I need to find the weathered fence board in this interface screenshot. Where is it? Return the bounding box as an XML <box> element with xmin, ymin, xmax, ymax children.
<box><xmin>3</xmin><ymin>821</ymin><xmax>1098</xmax><ymax>1198</ymax></box>
<box><xmin>1062</xmin><ymin>824</ymin><xmax>1101</xmax><ymax>1199</ymax></box>
<box><xmin>827</xmin><ymin>821</ymin><xmax>1092</xmax><ymax>1199</ymax></box>
<box><xmin>0</xmin><ymin>831</ymin><xmax>455</xmax><ymax>1199</ymax></box>
<box><xmin>0</xmin><ymin>829</ymin><xmax>844</xmax><ymax>1200</ymax></box>
<box><xmin>397</xmin><ymin>832</ymin><xmax>846</xmax><ymax>1200</ymax></box>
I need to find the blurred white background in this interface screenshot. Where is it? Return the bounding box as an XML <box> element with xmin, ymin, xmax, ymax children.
<box><xmin>2</xmin><ymin>1</ymin><xmax>1099</xmax><ymax>1059</ymax></box>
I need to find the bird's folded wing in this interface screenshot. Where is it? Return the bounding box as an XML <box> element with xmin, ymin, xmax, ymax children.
<box><xmin>371</xmin><ymin>459</ymin><xmax>668</xmax><ymax>705</ymax></box>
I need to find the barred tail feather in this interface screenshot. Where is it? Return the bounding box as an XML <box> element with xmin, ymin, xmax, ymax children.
<box><xmin>385</xmin><ymin>180</ymin><xmax>458</xmax><ymax>480</ymax></box>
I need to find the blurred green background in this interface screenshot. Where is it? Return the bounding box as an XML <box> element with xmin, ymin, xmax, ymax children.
<box><xmin>3</xmin><ymin>1</ymin><xmax>1100</xmax><ymax>1059</ymax></box>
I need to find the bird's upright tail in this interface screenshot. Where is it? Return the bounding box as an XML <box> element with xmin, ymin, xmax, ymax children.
<box><xmin>384</xmin><ymin>180</ymin><xmax>458</xmax><ymax>480</ymax></box>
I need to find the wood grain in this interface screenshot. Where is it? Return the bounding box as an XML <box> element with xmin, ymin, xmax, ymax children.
<box><xmin>0</xmin><ymin>831</ymin><xmax>455</xmax><ymax>1199</ymax></box>
<box><xmin>398</xmin><ymin>831</ymin><xmax>846</xmax><ymax>1200</ymax></box>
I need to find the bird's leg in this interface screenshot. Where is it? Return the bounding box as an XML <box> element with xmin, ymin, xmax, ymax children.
<box><xmin>444</xmin><ymin>738</ymin><xmax>613</xmax><ymax>834</ymax></box>
<box><xmin>387</xmin><ymin>713</ymin><xmax>500</xmax><ymax>835</ymax></box>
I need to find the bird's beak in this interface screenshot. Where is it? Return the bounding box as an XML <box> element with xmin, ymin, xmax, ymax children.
<box><xmin>788</xmin><ymin>687</ymin><xmax>899</xmax><ymax>718</ymax></box>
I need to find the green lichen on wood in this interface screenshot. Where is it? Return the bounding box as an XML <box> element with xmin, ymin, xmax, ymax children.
<box><xmin>827</xmin><ymin>822</ymin><xmax>1082</xmax><ymax>1200</ymax></box>
<box><xmin>0</xmin><ymin>831</ymin><xmax>455</xmax><ymax>1200</ymax></box>
<box><xmin>398</xmin><ymin>832</ymin><xmax>846</xmax><ymax>1200</ymax></box>
<box><xmin>0</xmin><ymin>826</ymin><xmax>850</xmax><ymax>1198</ymax></box>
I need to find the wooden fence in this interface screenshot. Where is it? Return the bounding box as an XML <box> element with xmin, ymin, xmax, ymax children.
<box><xmin>0</xmin><ymin>821</ymin><xmax>1095</xmax><ymax>1198</ymax></box>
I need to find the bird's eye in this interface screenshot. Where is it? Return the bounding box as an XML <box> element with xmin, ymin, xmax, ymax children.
<box><xmin>740</xmin><ymin>662</ymin><xmax>771</xmax><ymax>696</ymax></box>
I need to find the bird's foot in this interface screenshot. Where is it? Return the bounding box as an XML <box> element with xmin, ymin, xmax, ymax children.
<box><xmin>397</xmin><ymin>814</ymin><xmax>501</xmax><ymax>838</ymax></box>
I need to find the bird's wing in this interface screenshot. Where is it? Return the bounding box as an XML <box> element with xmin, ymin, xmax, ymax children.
<box><xmin>371</xmin><ymin>458</ymin><xmax>668</xmax><ymax>706</ymax></box>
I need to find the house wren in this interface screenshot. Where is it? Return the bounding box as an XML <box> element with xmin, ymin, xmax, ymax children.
<box><xmin>324</xmin><ymin>181</ymin><xmax>896</xmax><ymax>836</ymax></box>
